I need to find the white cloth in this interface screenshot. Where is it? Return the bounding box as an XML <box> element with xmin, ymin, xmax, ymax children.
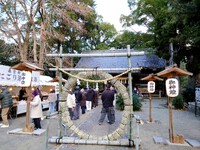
<box><xmin>67</xmin><ymin>93</ymin><xmax>76</xmax><ymax>109</ymax></box>
<box><xmin>30</xmin><ymin>95</ymin><xmax>43</xmax><ymax>118</ymax></box>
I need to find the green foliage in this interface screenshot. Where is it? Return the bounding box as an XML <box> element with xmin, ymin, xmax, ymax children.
<box><xmin>172</xmin><ymin>96</ymin><xmax>184</xmax><ymax>110</ymax></box>
<box><xmin>124</xmin><ymin>0</ymin><xmax>200</xmax><ymax>75</ymax></box>
<box><xmin>0</xmin><ymin>40</ymin><xmax>19</xmax><ymax>66</ymax></box>
<box><xmin>182</xmin><ymin>87</ymin><xmax>195</xmax><ymax>103</ymax></box>
<box><xmin>132</xmin><ymin>95</ymin><xmax>142</xmax><ymax>111</ymax></box>
<box><xmin>88</xmin><ymin>22</ymin><xmax>117</xmax><ymax>50</ymax></box>
<box><xmin>115</xmin><ymin>94</ymin><xmax>142</xmax><ymax>111</ymax></box>
<box><xmin>116</xmin><ymin>94</ymin><xmax>124</xmax><ymax>111</ymax></box>
<box><xmin>111</xmin><ymin>30</ymin><xmax>154</xmax><ymax>49</ymax></box>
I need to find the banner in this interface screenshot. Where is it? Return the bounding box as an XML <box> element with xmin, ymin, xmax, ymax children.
<box><xmin>195</xmin><ymin>86</ymin><xmax>200</xmax><ymax>103</ymax></box>
<box><xmin>0</xmin><ymin>65</ymin><xmax>31</xmax><ymax>87</ymax></box>
<box><xmin>31</xmin><ymin>71</ymin><xmax>40</xmax><ymax>87</ymax></box>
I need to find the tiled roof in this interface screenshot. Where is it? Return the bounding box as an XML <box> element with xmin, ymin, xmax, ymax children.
<box><xmin>75</xmin><ymin>50</ymin><xmax>166</xmax><ymax>73</ymax></box>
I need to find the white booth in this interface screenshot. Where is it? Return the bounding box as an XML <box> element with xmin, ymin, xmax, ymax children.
<box><xmin>0</xmin><ymin>65</ymin><xmax>58</xmax><ymax>117</ymax></box>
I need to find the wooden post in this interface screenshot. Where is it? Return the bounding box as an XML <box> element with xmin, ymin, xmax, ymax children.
<box><xmin>127</xmin><ymin>45</ymin><xmax>134</xmax><ymax>147</ymax></box>
<box><xmin>149</xmin><ymin>93</ymin><xmax>152</xmax><ymax>122</ymax></box>
<box><xmin>168</xmin><ymin>97</ymin><xmax>174</xmax><ymax>143</ymax></box>
<box><xmin>58</xmin><ymin>45</ymin><xmax>63</xmax><ymax>138</ymax></box>
<box><xmin>23</xmin><ymin>87</ymin><xmax>34</xmax><ymax>132</ymax></box>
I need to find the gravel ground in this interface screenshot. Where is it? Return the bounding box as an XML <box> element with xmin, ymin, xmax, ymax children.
<box><xmin>0</xmin><ymin>97</ymin><xmax>199</xmax><ymax>150</ymax></box>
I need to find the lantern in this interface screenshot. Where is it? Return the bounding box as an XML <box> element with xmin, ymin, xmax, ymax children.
<box><xmin>166</xmin><ymin>78</ymin><xmax>179</xmax><ymax>97</ymax></box>
<box><xmin>147</xmin><ymin>81</ymin><xmax>155</xmax><ymax>93</ymax></box>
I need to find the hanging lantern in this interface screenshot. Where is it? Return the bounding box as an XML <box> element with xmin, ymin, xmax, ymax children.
<box><xmin>147</xmin><ymin>81</ymin><xmax>155</xmax><ymax>93</ymax></box>
<box><xmin>166</xmin><ymin>78</ymin><xmax>179</xmax><ymax>97</ymax></box>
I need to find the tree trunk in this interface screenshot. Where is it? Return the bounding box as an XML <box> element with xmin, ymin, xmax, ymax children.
<box><xmin>32</xmin><ymin>23</ymin><xmax>38</xmax><ymax>63</ymax></box>
<box><xmin>38</xmin><ymin>0</ymin><xmax>46</xmax><ymax>68</ymax></box>
<box><xmin>39</xmin><ymin>22</ymin><xmax>45</xmax><ymax>67</ymax></box>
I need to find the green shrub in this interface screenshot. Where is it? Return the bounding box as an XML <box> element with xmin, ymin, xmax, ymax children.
<box><xmin>172</xmin><ymin>96</ymin><xmax>184</xmax><ymax>109</ymax></box>
<box><xmin>116</xmin><ymin>94</ymin><xmax>124</xmax><ymax>111</ymax></box>
<box><xmin>182</xmin><ymin>87</ymin><xmax>195</xmax><ymax>104</ymax></box>
<box><xmin>132</xmin><ymin>95</ymin><xmax>142</xmax><ymax>111</ymax></box>
<box><xmin>115</xmin><ymin>94</ymin><xmax>142</xmax><ymax>111</ymax></box>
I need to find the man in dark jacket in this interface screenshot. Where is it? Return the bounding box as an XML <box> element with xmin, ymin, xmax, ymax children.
<box><xmin>86</xmin><ymin>86</ymin><xmax>94</xmax><ymax>111</ymax></box>
<box><xmin>73</xmin><ymin>86</ymin><xmax>82</xmax><ymax>120</ymax></box>
<box><xmin>0</xmin><ymin>87</ymin><xmax>13</xmax><ymax>128</ymax></box>
<box><xmin>98</xmin><ymin>83</ymin><xmax>115</xmax><ymax>125</ymax></box>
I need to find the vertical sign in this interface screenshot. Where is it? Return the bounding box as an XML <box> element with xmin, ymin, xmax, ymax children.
<box><xmin>31</xmin><ymin>71</ymin><xmax>40</xmax><ymax>86</ymax></box>
<box><xmin>0</xmin><ymin>65</ymin><xmax>31</xmax><ymax>86</ymax></box>
<box><xmin>148</xmin><ymin>81</ymin><xmax>155</xmax><ymax>93</ymax></box>
<box><xmin>166</xmin><ymin>78</ymin><xmax>179</xmax><ymax>97</ymax></box>
<box><xmin>195</xmin><ymin>86</ymin><xmax>200</xmax><ymax>103</ymax></box>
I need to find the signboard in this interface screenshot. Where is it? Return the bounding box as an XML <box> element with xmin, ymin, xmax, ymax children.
<box><xmin>166</xmin><ymin>78</ymin><xmax>179</xmax><ymax>97</ymax></box>
<box><xmin>147</xmin><ymin>81</ymin><xmax>155</xmax><ymax>93</ymax></box>
<box><xmin>0</xmin><ymin>65</ymin><xmax>31</xmax><ymax>87</ymax></box>
<box><xmin>195</xmin><ymin>86</ymin><xmax>200</xmax><ymax>103</ymax></box>
<box><xmin>31</xmin><ymin>71</ymin><xmax>40</xmax><ymax>86</ymax></box>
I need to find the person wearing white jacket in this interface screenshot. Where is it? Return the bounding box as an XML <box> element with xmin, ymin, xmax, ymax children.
<box><xmin>30</xmin><ymin>89</ymin><xmax>43</xmax><ymax>129</ymax></box>
<box><xmin>67</xmin><ymin>89</ymin><xmax>76</xmax><ymax>120</ymax></box>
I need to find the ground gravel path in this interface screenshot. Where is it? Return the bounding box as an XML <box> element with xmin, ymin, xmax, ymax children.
<box><xmin>0</xmin><ymin>97</ymin><xmax>199</xmax><ymax>150</ymax></box>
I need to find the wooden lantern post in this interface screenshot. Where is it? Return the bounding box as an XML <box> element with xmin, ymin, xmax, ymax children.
<box><xmin>141</xmin><ymin>74</ymin><xmax>163</xmax><ymax>122</ymax></box>
<box><xmin>157</xmin><ymin>64</ymin><xmax>193</xmax><ymax>143</ymax></box>
<box><xmin>11</xmin><ymin>62</ymin><xmax>44</xmax><ymax>132</ymax></box>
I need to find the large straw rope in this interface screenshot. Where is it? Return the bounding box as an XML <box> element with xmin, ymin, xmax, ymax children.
<box><xmin>49</xmin><ymin>63</ymin><xmax>142</xmax><ymax>83</ymax></box>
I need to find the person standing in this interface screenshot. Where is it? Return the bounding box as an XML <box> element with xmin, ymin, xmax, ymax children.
<box><xmin>30</xmin><ymin>89</ymin><xmax>43</xmax><ymax>130</ymax></box>
<box><xmin>67</xmin><ymin>89</ymin><xmax>76</xmax><ymax>120</ymax></box>
<box><xmin>80</xmin><ymin>88</ymin><xmax>86</xmax><ymax>114</ymax></box>
<box><xmin>47</xmin><ymin>90</ymin><xmax>57</xmax><ymax>114</ymax></box>
<box><xmin>86</xmin><ymin>86</ymin><xmax>94</xmax><ymax>111</ymax></box>
<box><xmin>19</xmin><ymin>87</ymin><xmax>27</xmax><ymax>101</ymax></box>
<box><xmin>73</xmin><ymin>86</ymin><xmax>82</xmax><ymax>120</ymax></box>
<box><xmin>93</xmin><ymin>88</ymin><xmax>99</xmax><ymax>108</ymax></box>
<box><xmin>0</xmin><ymin>87</ymin><xmax>13</xmax><ymax>128</ymax></box>
<box><xmin>98</xmin><ymin>83</ymin><xmax>115</xmax><ymax>125</ymax></box>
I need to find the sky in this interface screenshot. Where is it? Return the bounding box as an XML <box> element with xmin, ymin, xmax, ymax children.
<box><xmin>95</xmin><ymin>0</ymin><xmax>147</xmax><ymax>32</ymax></box>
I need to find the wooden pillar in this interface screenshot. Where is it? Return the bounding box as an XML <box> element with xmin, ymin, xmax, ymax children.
<box><xmin>23</xmin><ymin>87</ymin><xmax>34</xmax><ymax>132</ymax></box>
<box><xmin>168</xmin><ymin>97</ymin><xmax>174</xmax><ymax>143</ymax></box>
<box><xmin>149</xmin><ymin>93</ymin><xmax>152</xmax><ymax>122</ymax></box>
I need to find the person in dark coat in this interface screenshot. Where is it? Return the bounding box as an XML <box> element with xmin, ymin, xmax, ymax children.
<box><xmin>86</xmin><ymin>86</ymin><xmax>95</xmax><ymax>111</ymax></box>
<box><xmin>19</xmin><ymin>87</ymin><xmax>27</xmax><ymax>101</ymax></box>
<box><xmin>98</xmin><ymin>83</ymin><xmax>115</xmax><ymax>125</ymax></box>
<box><xmin>92</xmin><ymin>88</ymin><xmax>99</xmax><ymax>108</ymax></box>
<box><xmin>80</xmin><ymin>88</ymin><xmax>86</xmax><ymax>114</ymax></box>
<box><xmin>73</xmin><ymin>86</ymin><xmax>82</xmax><ymax>120</ymax></box>
<box><xmin>0</xmin><ymin>87</ymin><xmax>13</xmax><ymax>128</ymax></box>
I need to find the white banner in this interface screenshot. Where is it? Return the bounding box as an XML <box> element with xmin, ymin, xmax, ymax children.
<box><xmin>0</xmin><ymin>65</ymin><xmax>32</xmax><ymax>87</ymax></box>
<box><xmin>31</xmin><ymin>71</ymin><xmax>40</xmax><ymax>87</ymax></box>
<box><xmin>195</xmin><ymin>86</ymin><xmax>200</xmax><ymax>103</ymax></box>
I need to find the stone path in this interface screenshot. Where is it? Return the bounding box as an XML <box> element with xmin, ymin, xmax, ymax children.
<box><xmin>0</xmin><ymin>97</ymin><xmax>200</xmax><ymax>150</ymax></box>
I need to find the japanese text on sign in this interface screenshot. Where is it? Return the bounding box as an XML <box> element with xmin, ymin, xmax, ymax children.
<box><xmin>166</xmin><ymin>78</ymin><xmax>179</xmax><ymax>97</ymax></box>
<box><xmin>148</xmin><ymin>81</ymin><xmax>155</xmax><ymax>93</ymax></box>
<box><xmin>195</xmin><ymin>86</ymin><xmax>200</xmax><ymax>103</ymax></box>
<box><xmin>0</xmin><ymin>65</ymin><xmax>32</xmax><ymax>87</ymax></box>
